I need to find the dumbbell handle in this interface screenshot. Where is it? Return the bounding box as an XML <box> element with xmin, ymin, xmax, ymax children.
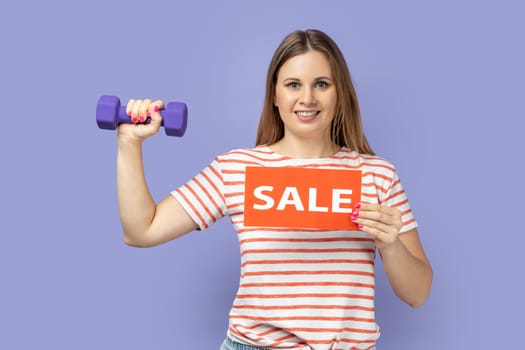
<box><xmin>115</xmin><ymin>105</ymin><xmax>161</xmax><ymax>125</ymax></box>
<box><xmin>96</xmin><ymin>95</ymin><xmax>187</xmax><ymax>137</ymax></box>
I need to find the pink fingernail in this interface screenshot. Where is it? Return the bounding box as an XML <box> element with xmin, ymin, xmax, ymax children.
<box><xmin>355</xmin><ymin>203</ymin><xmax>361</xmax><ymax>209</ymax></box>
<box><xmin>351</xmin><ymin>216</ymin><xmax>357</xmax><ymax>222</ymax></box>
<box><xmin>127</xmin><ymin>111</ymin><xmax>131</xmax><ymax>116</ymax></box>
<box><xmin>154</xmin><ymin>106</ymin><xmax>159</xmax><ymax>112</ymax></box>
<box><xmin>139</xmin><ymin>116</ymin><xmax>145</xmax><ymax>122</ymax></box>
<box><xmin>358</xmin><ymin>224</ymin><xmax>364</xmax><ymax>229</ymax></box>
<box><xmin>147</xmin><ymin>110</ymin><xmax>151</xmax><ymax>117</ymax></box>
<box><xmin>131</xmin><ymin>117</ymin><xmax>138</xmax><ymax>123</ymax></box>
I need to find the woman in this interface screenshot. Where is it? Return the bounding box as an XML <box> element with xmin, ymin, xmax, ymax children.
<box><xmin>117</xmin><ymin>29</ymin><xmax>432</xmax><ymax>349</ymax></box>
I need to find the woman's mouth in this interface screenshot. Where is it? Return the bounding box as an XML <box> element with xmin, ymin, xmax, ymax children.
<box><xmin>295</xmin><ymin>111</ymin><xmax>320</xmax><ymax>121</ymax></box>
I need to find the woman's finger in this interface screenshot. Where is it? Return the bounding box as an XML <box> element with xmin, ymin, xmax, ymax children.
<box><xmin>139</xmin><ymin>99</ymin><xmax>152</xmax><ymax>122</ymax></box>
<box><xmin>130</xmin><ymin>99</ymin><xmax>144</xmax><ymax>123</ymax></box>
<box><xmin>148</xmin><ymin>100</ymin><xmax>164</xmax><ymax>126</ymax></box>
<box><xmin>354</xmin><ymin>207</ymin><xmax>401</xmax><ymax>227</ymax></box>
<box><xmin>357</xmin><ymin>203</ymin><xmax>400</xmax><ymax>217</ymax></box>
<box><xmin>126</xmin><ymin>99</ymin><xmax>137</xmax><ymax>121</ymax></box>
<box><xmin>353</xmin><ymin>216</ymin><xmax>399</xmax><ymax>235</ymax></box>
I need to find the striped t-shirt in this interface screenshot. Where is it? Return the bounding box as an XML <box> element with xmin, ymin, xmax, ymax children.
<box><xmin>172</xmin><ymin>146</ymin><xmax>417</xmax><ymax>350</ymax></box>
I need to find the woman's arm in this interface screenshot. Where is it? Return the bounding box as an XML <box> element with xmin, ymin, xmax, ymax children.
<box><xmin>117</xmin><ymin>99</ymin><xmax>198</xmax><ymax>247</ymax></box>
<box><xmin>352</xmin><ymin>204</ymin><xmax>433</xmax><ymax>307</ymax></box>
<box><xmin>377</xmin><ymin>228</ymin><xmax>432</xmax><ymax>307</ymax></box>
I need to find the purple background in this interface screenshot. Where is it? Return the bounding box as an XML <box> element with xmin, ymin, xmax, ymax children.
<box><xmin>1</xmin><ymin>0</ymin><xmax>524</xmax><ymax>348</ymax></box>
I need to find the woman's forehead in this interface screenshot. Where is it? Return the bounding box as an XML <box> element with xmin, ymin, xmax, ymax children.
<box><xmin>278</xmin><ymin>50</ymin><xmax>333</xmax><ymax>80</ymax></box>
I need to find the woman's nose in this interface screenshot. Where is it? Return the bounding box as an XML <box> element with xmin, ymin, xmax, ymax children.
<box><xmin>300</xmin><ymin>88</ymin><xmax>317</xmax><ymax>105</ymax></box>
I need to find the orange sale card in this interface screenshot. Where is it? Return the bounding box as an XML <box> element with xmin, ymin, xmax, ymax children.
<box><xmin>244</xmin><ymin>167</ymin><xmax>362</xmax><ymax>230</ymax></box>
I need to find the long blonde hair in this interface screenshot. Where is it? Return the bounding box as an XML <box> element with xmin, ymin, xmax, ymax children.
<box><xmin>255</xmin><ymin>29</ymin><xmax>374</xmax><ymax>155</ymax></box>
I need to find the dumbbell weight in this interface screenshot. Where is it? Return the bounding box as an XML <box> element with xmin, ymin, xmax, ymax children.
<box><xmin>96</xmin><ymin>95</ymin><xmax>188</xmax><ymax>137</ymax></box>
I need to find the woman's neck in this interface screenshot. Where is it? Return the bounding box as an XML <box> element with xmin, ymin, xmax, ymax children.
<box><xmin>269</xmin><ymin>138</ymin><xmax>340</xmax><ymax>159</ymax></box>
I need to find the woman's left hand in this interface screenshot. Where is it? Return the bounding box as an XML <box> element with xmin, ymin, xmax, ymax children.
<box><xmin>351</xmin><ymin>203</ymin><xmax>403</xmax><ymax>250</ymax></box>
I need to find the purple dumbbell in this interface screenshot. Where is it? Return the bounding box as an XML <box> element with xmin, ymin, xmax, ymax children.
<box><xmin>96</xmin><ymin>95</ymin><xmax>187</xmax><ymax>137</ymax></box>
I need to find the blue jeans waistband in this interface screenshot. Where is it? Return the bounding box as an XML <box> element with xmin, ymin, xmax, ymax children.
<box><xmin>220</xmin><ymin>337</ymin><xmax>271</xmax><ymax>350</ymax></box>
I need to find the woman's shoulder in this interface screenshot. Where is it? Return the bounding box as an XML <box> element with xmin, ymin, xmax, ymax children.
<box><xmin>213</xmin><ymin>145</ymin><xmax>274</xmax><ymax>162</ymax></box>
<box><xmin>338</xmin><ymin>148</ymin><xmax>397</xmax><ymax>171</ymax></box>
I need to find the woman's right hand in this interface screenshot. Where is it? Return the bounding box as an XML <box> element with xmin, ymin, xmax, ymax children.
<box><xmin>118</xmin><ymin>98</ymin><xmax>165</xmax><ymax>142</ymax></box>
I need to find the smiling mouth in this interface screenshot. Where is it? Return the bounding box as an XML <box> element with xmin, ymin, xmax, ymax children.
<box><xmin>295</xmin><ymin>111</ymin><xmax>320</xmax><ymax>120</ymax></box>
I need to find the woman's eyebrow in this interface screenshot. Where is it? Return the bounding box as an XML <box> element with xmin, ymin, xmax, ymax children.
<box><xmin>282</xmin><ymin>76</ymin><xmax>333</xmax><ymax>82</ymax></box>
<box><xmin>315</xmin><ymin>76</ymin><xmax>333</xmax><ymax>81</ymax></box>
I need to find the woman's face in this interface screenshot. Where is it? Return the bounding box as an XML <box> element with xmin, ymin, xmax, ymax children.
<box><xmin>274</xmin><ymin>50</ymin><xmax>337</xmax><ymax>142</ymax></box>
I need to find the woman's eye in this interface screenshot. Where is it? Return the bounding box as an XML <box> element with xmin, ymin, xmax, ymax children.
<box><xmin>287</xmin><ymin>82</ymin><xmax>300</xmax><ymax>89</ymax></box>
<box><xmin>315</xmin><ymin>81</ymin><xmax>329</xmax><ymax>88</ymax></box>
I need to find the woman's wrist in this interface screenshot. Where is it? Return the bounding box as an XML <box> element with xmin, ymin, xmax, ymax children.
<box><xmin>377</xmin><ymin>236</ymin><xmax>405</xmax><ymax>258</ymax></box>
<box><xmin>117</xmin><ymin>133</ymin><xmax>144</xmax><ymax>149</ymax></box>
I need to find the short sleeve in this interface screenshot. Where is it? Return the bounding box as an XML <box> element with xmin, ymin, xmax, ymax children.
<box><xmin>379</xmin><ymin>167</ymin><xmax>418</xmax><ymax>233</ymax></box>
<box><xmin>171</xmin><ymin>158</ymin><xmax>227</xmax><ymax>230</ymax></box>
